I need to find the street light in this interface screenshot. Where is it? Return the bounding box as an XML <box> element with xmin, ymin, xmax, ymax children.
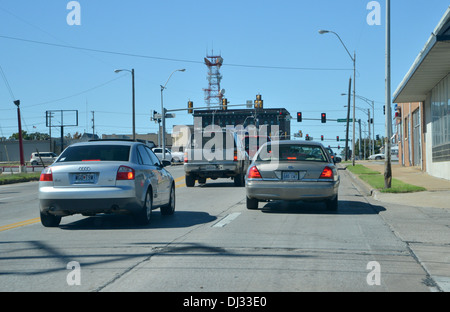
<box><xmin>161</xmin><ymin>69</ymin><xmax>186</xmax><ymax>160</ymax></box>
<box><xmin>114</xmin><ymin>68</ymin><xmax>135</xmax><ymax>140</ymax></box>
<box><xmin>341</xmin><ymin>93</ymin><xmax>375</xmax><ymax>155</ymax></box>
<box><xmin>319</xmin><ymin>29</ymin><xmax>357</xmax><ymax>166</ymax></box>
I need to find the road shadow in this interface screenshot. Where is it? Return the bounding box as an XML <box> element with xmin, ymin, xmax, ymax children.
<box><xmin>260</xmin><ymin>200</ymin><xmax>385</xmax><ymax>215</ymax></box>
<box><xmin>58</xmin><ymin>210</ymin><xmax>217</xmax><ymax>231</ymax></box>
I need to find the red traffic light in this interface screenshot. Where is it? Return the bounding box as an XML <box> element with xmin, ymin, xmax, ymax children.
<box><xmin>297</xmin><ymin>112</ymin><xmax>302</xmax><ymax>122</ymax></box>
<box><xmin>321</xmin><ymin>113</ymin><xmax>326</xmax><ymax>123</ymax></box>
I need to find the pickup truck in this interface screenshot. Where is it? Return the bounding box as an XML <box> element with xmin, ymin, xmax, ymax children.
<box><xmin>183</xmin><ymin>129</ymin><xmax>250</xmax><ymax>187</ymax></box>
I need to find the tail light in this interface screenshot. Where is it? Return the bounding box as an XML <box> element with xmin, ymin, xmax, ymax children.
<box><xmin>233</xmin><ymin>150</ymin><xmax>238</xmax><ymax>161</ymax></box>
<box><xmin>184</xmin><ymin>152</ymin><xmax>188</xmax><ymax>163</ymax></box>
<box><xmin>319</xmin><ymin>166</ymin><xmax>334</xmax><ymax>179</ymax></box>
<box><xmin>247</xmin><ymin>166</ymin><xmax>262</xmax><ymax>179</ymax></box>
<box><xmin>40</xmin><ymin>168</ymin><xmax>53</xmax><ymax>182</ymax></box>
<box><xmin>116</xmin><ymin>166</ymin><xmax>135</xmax><ymax>180</ymax></box>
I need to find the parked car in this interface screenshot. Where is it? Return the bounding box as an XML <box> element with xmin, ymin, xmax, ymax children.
<box><xmin>368</xmin><ymin>153</ymin><xmax>385</xmax><ymax>160</ymax></box>
<box><xmin>152</xmin><ymin>147</ymin><xmax>173</xmax><ymax>162</ymax></box>
<box><xmin>30</xmin><ymin>152</ymin><xmax>58</xmax><ymax>166</ymax></box>
<box><xmin>39</xmin><ymin>140</ymin><xmax>175</xmax><ymax>227</ymax></box>
<box><xmin>245</xmin><ymin>140</ymin><xmax>340</xmax><ymax>211</ymax></box>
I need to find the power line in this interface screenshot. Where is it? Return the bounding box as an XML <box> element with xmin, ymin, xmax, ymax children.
<box><xmin>0</xmin><ymin>35</ymin><xmax>353</xmax><ymax>72</ymax></box>
<box><xmin>0</xmin><ymin>64</ymin><xmax>15</xmax><ymax>101</ymax></box>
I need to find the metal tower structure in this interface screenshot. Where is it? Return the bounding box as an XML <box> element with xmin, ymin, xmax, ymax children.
<box><xmin>203</xmin><ymin>53</ymin><xmax>223</xmax><ymax>108</ymax></box>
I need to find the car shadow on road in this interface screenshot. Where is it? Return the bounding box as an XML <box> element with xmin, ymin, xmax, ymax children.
<box><xmin>58</xmin><ymin>211</ymin><xmax>217</xmax><ymax>231</ymax></box>
<box><xmin>260</xmin><ymin>200</ymin><xmax>386</xmax><ymax>215</ymax></box>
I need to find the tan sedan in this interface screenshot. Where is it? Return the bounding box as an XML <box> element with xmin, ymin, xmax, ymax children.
<box><xmin>245</xmin><ymin>140</ymin><xmax>340</xmax><ymax>210</ymax></box>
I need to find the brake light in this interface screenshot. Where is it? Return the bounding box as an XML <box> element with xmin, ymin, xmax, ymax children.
<box><xmin>320</xmin><ymin>166</ymin><xmax>334</xmax><ymax>179</ymax></box>
<box><xmin>248</xmin><ymin>166</ymin><xmax>262</xmax><ymax>179</ymax></box>
<box><xmin>39</xmin><ymin>168</ymin><xmax>53</xmax><ymax>182</ymax></box>
<box><xmin>116</xmin><ymin>166</ymin><xmax>135</xmax><ymax>180</ymax></box>
<box><xmin>184</xmin><ymin>152</ymin><xmax>188</xmax><ymax>163</ymax></box>
<box><xmin>234</xmin><ymin>151</ymin><xmax>238</xmax><ymax>161</ymax></box>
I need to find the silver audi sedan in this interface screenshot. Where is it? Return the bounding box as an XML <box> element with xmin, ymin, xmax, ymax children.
<box><xmin>39</xmin><ymin>140</ymin><xmax>175</xmax><ymax>227</ymax></box>
<box><xmin>245</xmin><ymin>140</ymin><xmax>340</xmax><ymax>210</ymax></box>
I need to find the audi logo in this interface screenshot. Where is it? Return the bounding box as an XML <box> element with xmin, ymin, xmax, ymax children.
<box><xmin>78</xmin><ymin>167</ymin><xmax>91</xmax><ymax>172</ymax></box>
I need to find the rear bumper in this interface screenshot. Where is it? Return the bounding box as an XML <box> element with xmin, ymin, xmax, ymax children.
<box><xmin>246</xmin><ymin>179</ymin><xmax>339</xmax><ymax>201</ymax></box>
<box><xmin>39</xmin><ymin>186</ymin><xmax>141</xmax><ymax>216</ymax></box>
<box><xmin>184</xmin><ymin>163</ymin><xmax>240</xmax><ymax>178</ymax></box>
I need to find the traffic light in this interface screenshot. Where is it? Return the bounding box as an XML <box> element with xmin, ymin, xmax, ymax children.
<box><xmin>321</xmin><ymin>113</ymin><xmax>326</xmax><ymax>123</ymax></box>
<box><xmin>336</xmin><ymin>136</ymin><xmax>339</xmax><ymax>142</ymax></box>
<box><xmin>321</xmin><ymin>135</ymin><xmax>324</xmax><ymax>141</ymax></box>
<box><xmin>297</xmin><ymin>112</ymin><xmax>302</xmax><ymax>122</ymax></box>
<box><xmin>338</xmin><ymin>145</ymin><xmax>341</xmax><ymax>150</ymax></box>
<box><xmin>305</xmin><ymin>134</ymin><xmax>309</xmax><ymax>141</ymax></box>
<box><xmin>222</xmin><ymin>98</ymin><xmax>228</xmax><ymax>110</ymax></box>
<box><xmin>254</xmin><ymin>94</ymin><xmax>263</xmax><ymax>109</ymax></box>
<box><xmin>188</xmin><ymin>101</ymin><xmax>193</xmax><ymax>114</ymax></box>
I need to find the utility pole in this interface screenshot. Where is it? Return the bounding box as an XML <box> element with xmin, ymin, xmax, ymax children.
<box><xmin>384</xmin><ymin>0</ymin><xmax>392</xmax><ymax>188</ymax></box>
<box><xmin>14</xmin><ymin>100</ymin><xmax>25</xmax><ymax>172</ymax></box>
<box><xmin>345</xmin><ymin>77</ymin><xmax>351</xmax><ymax>161</ymax></box>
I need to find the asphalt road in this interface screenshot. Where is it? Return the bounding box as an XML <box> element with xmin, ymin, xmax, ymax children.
<box><xmin>0</xmin><ymin>165</ymin><xmax>438</xmax><ymax>292</ymax></box>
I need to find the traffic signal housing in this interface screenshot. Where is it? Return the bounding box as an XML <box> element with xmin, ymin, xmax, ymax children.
<box><xmin>188</xmin><ymin>101</ymin><xmax>193</xmax><ymax>114</ymax></box>
<box><xmin>222</xmin><ymin>98</ymin><xmax>228</xmax><ymax>110</ymax></box>
<box><xmin>321</xmin><ymin>135</ymin><xmax>324</xmax><ymax>141</ymax></box>
<box><xmin>321</xmin><ymin>113</ymin><xmax>326</xmax><ymax>123</ymax></box>
<box><xmin>336</xmin><ymin>136</ymin><xmax>339</xmax><ymax>142</ymax></box>
<box><xmin>297</xmin><ymin>112</ymin><xmax>302</xmax><ymax>122</ymax></box>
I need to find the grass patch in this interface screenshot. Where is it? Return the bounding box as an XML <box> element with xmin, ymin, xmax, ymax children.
<box><xmin>346</xmin><ymin>164</ymin><xmax>380</xmax><ymax>175</ymax></box>
<box><xmin>346</xmin><ymin>164</ymin><xmax>426</xmax><ymax>193</ymax></box>
<box><xmin>0</xmin><ymin>173</ymin><xmax>41</xmax><ymax>185</ymax></box>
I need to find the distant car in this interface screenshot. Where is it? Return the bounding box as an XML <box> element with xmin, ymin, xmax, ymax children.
<box><xmin>39</xmin><ymin>140</ymin><xmax>175</xmax><ymax>227</ymax></box>
<box><xmin>368</xmin><ymin>153</ymin><xmax>385</xmax><ymax>160</ymax></box>
<box><xmin>245</xmin><ymin>140</ymin><xmax>340</xmax><ymax>211</ymax></box>
<box><xmin>325</xmin><ymin>147</ymin><xmax>341</xmax><ymax>164</ymax></box>
<box><xmin>152</xmin><ymin>147</ymin><xmax>173</xmax><ymax>162</ymax></box>
<box><xmin>168</xmin><ymin>149</ymin><xmax>184</xmax><ymax>163</ymax></box>
<box><xmin>30</xmin><ymin>152</ymin><xmax>58</xmax><ymax>166</ymax></box>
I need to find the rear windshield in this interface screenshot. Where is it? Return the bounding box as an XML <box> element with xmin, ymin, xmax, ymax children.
<box><xmin>190</xmin><ymin>131</ymin><xmax>236</xmax><ymax>149</ymax></box>
<box><xmin>257</xmin><ymin>144</ymin><xmax>328</xmax><ymax>162</ymax></box>
<box><xmin>56</xmin><ymin>145</ymin><xmax>131</xmax><ymax>162</ymax></box>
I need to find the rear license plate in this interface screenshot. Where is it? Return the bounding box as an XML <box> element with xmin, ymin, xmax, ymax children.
<box><xmin>74</xmin><ymin>173</ymin><xmax>95</xmax><ymax>183</ymax></box>
<box><xmin>204</xmin><ymin>165</ymin><xmax>217</xmax><ymax>170</ymax></box>
<box><xmin>282</xmin><ymin>171</ymin><xmax>299</xmax><ymax>180</ymax></box>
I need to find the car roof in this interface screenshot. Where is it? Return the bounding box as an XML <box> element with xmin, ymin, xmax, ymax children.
<box><xmin>69</xmin><ymin>140</ymin><xmax>142</xmax><ymax>147</ymax></box>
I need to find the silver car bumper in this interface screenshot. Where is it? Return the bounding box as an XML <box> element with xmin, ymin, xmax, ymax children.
<box><xmin>39</xmin><ymin>186</ymin><xmax>141</xmax><ymax>216</ymax></box>
<box><xmin>246</xmin><ymin>179</ymin><xmax>339</xmax><ymax>201</ymax></box>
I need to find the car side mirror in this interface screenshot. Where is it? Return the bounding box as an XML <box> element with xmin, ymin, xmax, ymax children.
<box><xmin>161</xmin><ymin>160</ymin><xmax>171</xmax><ymax>167</ymax></box>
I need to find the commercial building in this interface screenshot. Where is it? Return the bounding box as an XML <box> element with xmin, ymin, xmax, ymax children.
<box><xmin>393</xmin><ymin>7</ymin><xmax>450</xmax><ymax>180</ymax></box>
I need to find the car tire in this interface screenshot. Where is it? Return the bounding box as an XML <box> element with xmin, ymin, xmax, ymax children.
<box><xmin>375</xmin><ymin>156</ymin><xmax>381</xmax><ymax>160</ymax></box>
<box><xmin>246</xmin><ymin>197</ymin><xmax>258</xmax><ymax>210</ymax></box>
<box><xmin>161</xmin><ymin>184</ymin><xmax>175</xmax><ymax>215</ymax></box>
<box><xmin>40</xmin><ymin>211</ymin><xmax>61</xmax><ymax>227</ymax></box>
<box><xmin>31</xmin><ymin>161</ymin><xmax>38</xmax><ymax>166</ymax></box>
<box><xmin>134</xmin><ymin>189</ymin><xmax>152</xmax><ymax>225</ymax></box>
<box><xmin>185</xmin><ymin>175</ymin><xmax>195</xmax><ymax>187</ymax></box>
<box><xmin>325</xmin><ymin>195</ymin><xmax>338</xmax><ymax>211</ymax></box>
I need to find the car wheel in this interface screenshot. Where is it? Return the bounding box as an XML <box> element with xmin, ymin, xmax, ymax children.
<box><xmin>185</xmin><ymin>175</ymin><xmax>195</xmax><ymax>187</ymax></box>
<box><xmin>161</xmin><ymin>184</ymin><xmax>175</xmax><ymax>215</ymax></box>
<box><xmin>325</xmin><ymin>195</ymin><xmax>338</xmax><ymax>211</ymax></box>
<box><xmin>134</xmin><ymin>189</ymin><xmax>152</xmax><ymax>225</ymax></box>
<box><xmin>375</xmin><ymin>156</ymin><xmax>381</xmax><ymax>160</ymax></box>
<box><xmin>40</xmin><ymin>211</ymin><xmax>61</xmax><ymax>227</ymax></box>
<box><xmin>246</xmin><ymin>197</ymin><xmax>258</xmax><ymax>210</ymax></box>
<box><xmin>31</xmin><ymin>161</ymin><xmax>38</xmax><ymax>166</ymax></box>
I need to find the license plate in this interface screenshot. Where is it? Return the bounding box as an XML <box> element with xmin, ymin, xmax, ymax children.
<box><xmin>282</xmin><ymin>171</ymin><xmax>299</xmax><ymax>180</ymax></box>
<box><xmin>74</xmin><ymin>173</ymin><xmax>95</xmax><ymax>183</ymax></box>
<box><xmin>204</xmin><ymin>165</ymin><xmax>217</xmax><ymax>170</ymax></box>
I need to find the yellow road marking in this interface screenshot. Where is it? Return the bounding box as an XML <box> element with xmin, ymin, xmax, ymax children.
<box><xmin>0</xmin><ymin>218</ymin><xmax>40</xmax><ymax>232</ymax></box>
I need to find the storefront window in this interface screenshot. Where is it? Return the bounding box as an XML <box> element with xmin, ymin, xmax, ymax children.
<box><xmin>431</xmin><ymin>74</ymin><xmax>450</xmax><ymax>162</ymax></box>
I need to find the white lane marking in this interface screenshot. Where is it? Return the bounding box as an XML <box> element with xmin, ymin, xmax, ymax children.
<box><xmin>212</xmin><ymin>212</ymin><xmax>241</xmax><ymax>228</ymax></box>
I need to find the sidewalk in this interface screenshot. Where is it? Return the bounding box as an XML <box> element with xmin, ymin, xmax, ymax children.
<box><xmin>345</xmin><ymin>161</ymin><xmax>450</xmax><ymax>209</ymax></box>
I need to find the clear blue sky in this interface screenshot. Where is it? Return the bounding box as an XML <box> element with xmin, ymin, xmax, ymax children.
<box><xmin>1</xmin><ymin>0</ymin><xmax>449</xmax><ymax>147</ymax></box>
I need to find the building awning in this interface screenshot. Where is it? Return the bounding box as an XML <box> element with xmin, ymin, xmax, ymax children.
<box><xmin>393</xmin><ymin>7</ymin><xmax>450</xmax><ymax>103</ymax></box>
